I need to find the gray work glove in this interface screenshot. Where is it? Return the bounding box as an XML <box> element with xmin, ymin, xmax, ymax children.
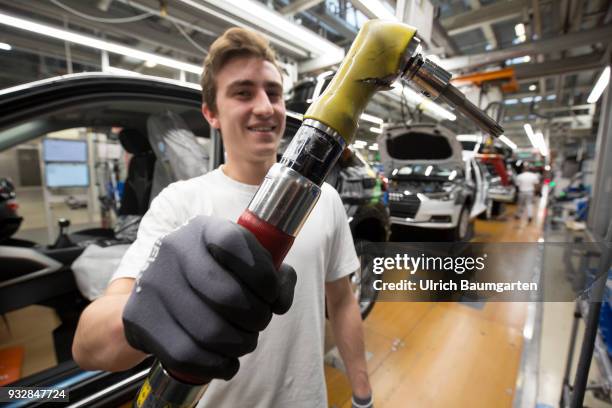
<box><xmin>122</xmin><ymin>215</ymin><xmax>297</xmax><ymax>384</ymax></box>
<box><xmin>352</xmin><ymin>394</ymin><xmax>373</xmax><ymax>408</ymax></box>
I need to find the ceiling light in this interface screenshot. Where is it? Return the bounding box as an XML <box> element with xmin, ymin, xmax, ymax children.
<box><xmin>420</xmin><ymin>99</ymin><xmax>457</xmax><ymax>121</ymax></box>
<box><xmin>144</xmin><ymin>60</ymin><xmax>157</xmax><ymax>68</ymax></box>
<box><xmin>0</xmin><ymin>42</ymin><xmax>11</xmax><ymax>51</ymax></box>
<box><xmin>387</xmin><ymin>86</ymin><xmax>456</xmax><ymax>121</ymax></box>
<box><xmin>370</xmin><ymin>127</ymin><xmax>383</xmax><ymax>134</ymax></box>
<box><xmin>529</xmin><ymin>84</ymin><xmax>536</xmax><ymax>91</ymax></box>
<box><xmin>506</xmin><ymin>56</ymin><xmax>531</xmax><ymax>65</ymax></box>
<box><xmin>177</xmin><ymin>0</ymin><xmax>343</xmax><ymax>70</ymax></box>
<box><xmin>587</xmin><ymin>66</ymin><xmax>610</xmax><ymax>104</ymax></box>
<box><xmin>424</xmin><ymin>165</ymin><xmax>433</xmax><ymax>176</ymax></box>
<box><xmin>523</xmin><ymin>124</ymin><xmax>538</xmax><ymax>149</ymax></box>
<box><xmin>534</xmin><ymin>131</ymin><xmax>548</xmax><ymax>156</ymax></box>
<box><xmin>361</xmin><ymin>113</ymin><xmax>384</xmax><ymax>125</ymax></box>
<box><xmin>499</xmin><ymin>135</ymin><xmax>517</xmax><ymax>150</ymax></box>
<box><xmin>0</xmin><ymin>11</ymin><xmax>202</xmax><ymax>74</ymax></box>
<box><xmin>514</xmin><ymin>23</ymin><xmax>525</xmax><ymax>37</ymax></box>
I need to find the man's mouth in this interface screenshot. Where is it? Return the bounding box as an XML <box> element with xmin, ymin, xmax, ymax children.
<box><xmin>247</xmin><ymin>126</ymin><xmax>276</xmax><ymax>132</ymax></box>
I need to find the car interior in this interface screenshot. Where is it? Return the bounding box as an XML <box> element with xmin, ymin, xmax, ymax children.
<box><xmin>0</xmin><ymin>99</ymin><xmax>214</xmax><ymax>404</ymax></box>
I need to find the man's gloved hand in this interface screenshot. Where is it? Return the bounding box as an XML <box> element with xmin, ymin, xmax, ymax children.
<box><xmin>352</xmin><ymin>394</ymin><xmax>373</xmax><ymax>408</ymax></box>
<box><xmin>122</xmin><ymin>215</ymin><xmax>297</xmax><ymax>384</ymax></box>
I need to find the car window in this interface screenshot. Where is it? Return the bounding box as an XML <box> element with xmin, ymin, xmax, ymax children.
<box><xmin>0</xmin><ymin>97</ymin><xmax>209</xmax><ymax>388</ymax></box>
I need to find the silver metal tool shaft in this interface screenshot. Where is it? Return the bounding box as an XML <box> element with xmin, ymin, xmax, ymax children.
<box><xmin>403</xmin><ymin>53</ymin><xmax>504</xmax><ymax>137</ymax></box>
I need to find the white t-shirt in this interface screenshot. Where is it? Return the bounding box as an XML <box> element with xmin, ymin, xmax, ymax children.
<box><xmin>112</xmin><ymin>167</ymin><xmax>360</xmax><ymax>408</ymax></box>
<box><xmin>515</xmin><ymin>171</ymin><xmax>540</xmax><ymax>193</ymax></box>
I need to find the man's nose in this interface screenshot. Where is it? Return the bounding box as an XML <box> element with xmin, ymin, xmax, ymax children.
<box><xmin>252</xmin><ymin>89</ymin><xmax>274</xmax><ymax>116</ymax></box>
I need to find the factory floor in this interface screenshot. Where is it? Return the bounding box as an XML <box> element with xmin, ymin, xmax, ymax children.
<box><xmin>325</xmin><ymin>196</ymin><xmax>612</xmax><ymax>408</ymax></box>
<box><xmin>7</xmin><ymin>188</ymin><xmax>611</xmax><ymax>407</ymax></box>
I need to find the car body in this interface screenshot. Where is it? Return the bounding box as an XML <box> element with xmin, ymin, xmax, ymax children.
<box><xmin>477</xmin><ymin>153</ymin><xmax>517</xmax><ymax>203</ymax></box>
<box><xmin>0</xmin><ymin>73</ymin><xmax>387</xmax><ymax>406</ymax></box>
<box><xmin>379</xmin><ymin>123</ymin><xmax>488</xmax><ymax>240</ymax></box>
<box><xmin>0</xmin><ymin>177</ymin><xmax>22</xmax><ymax>242</ymax></box>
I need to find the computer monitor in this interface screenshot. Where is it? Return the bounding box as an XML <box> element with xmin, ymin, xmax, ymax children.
<box><xmin>45</xmin><ymin>163</ymin><xmax>89</xmax><ymax>188</ymax></box>
<box><xmin>43</xmin><ymin>139</ymin><xmax>87</xmax><ymax>162</ymax></box>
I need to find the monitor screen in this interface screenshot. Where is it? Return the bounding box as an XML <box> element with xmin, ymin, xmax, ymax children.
<box><xmin>45</xmin><ymin>163</ymin><xmax>89</xmax><ymax>188</ymax></box>
<box><xmin>43</xmin><ymin>139</ymin><xmax>87</xmax><ymax>162</ymax></box>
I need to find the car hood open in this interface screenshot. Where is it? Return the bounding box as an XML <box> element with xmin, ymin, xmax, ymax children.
<box><xmin>377</xmin><ymin>123</ymin><xmax>463</xmax><ymax>175</ymax></box>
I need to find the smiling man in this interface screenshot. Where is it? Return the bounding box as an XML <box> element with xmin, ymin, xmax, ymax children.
<box><xmin>73</xmin><ymin>27</ymin><xmax>372</xmax><ymax>408</ymax></box>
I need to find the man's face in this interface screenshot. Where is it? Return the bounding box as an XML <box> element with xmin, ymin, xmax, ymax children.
<box><xmin>202</xmin><ymin>56</ymin><xmax>286</xmax><ymax>164</ymax></box>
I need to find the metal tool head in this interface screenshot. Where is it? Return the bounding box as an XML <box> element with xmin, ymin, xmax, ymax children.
<box><xmin>402</xmin><ymin>53</ymin><xmax>504</xmax><ymax>138</ymax></box>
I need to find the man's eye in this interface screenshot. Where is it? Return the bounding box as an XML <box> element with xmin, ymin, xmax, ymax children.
<box><xmin>235</xmin><ymin>90</ymin><xmax>251</xmax><ymax>97</ymax></box>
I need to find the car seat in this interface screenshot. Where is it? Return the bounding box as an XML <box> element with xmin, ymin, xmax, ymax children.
<box><xmin>68</xmin><ymin>128</ymin><xmax>155</xmax><ymax>245</ymax></box>
<box><xmin>147</xmin><ymin>111</ymin><xmax>209</xmax><ymax>198</ymax></box>
<box><xmin>117</xmin><ymin>128</ymin><xmax>156</xmax><ymax>216</ymax></box>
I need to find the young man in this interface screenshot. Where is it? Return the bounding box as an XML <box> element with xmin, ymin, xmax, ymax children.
<box><xmin>515</xmin><ymin>164</ymin><xmax>541</xmax><ymax>223</ymax></box>
<box><xmin>72</xmin><ymin>28</ymin><xmax>373</xmax><ymax>407</ymax></box>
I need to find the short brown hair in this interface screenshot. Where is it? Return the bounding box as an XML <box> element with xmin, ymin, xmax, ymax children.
<box><xmin>201</xmin><ymin>27</ymin><xmax>282</xmax><ymax>112</ymax></box>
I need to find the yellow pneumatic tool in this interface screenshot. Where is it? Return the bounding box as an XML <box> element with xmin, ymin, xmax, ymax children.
<box><xmin>134</xmin><ymin>19</ymin><xmax>503</xmax><ymax>408</ymax></box>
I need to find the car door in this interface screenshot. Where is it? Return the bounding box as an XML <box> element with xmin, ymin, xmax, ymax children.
<box><xmin>0</xmin><ymin>73</ymin><xmax>211</xmax><ymax>407</ymax></box>
<box><xmin>469</xmin><ymin>158</ymin><xmax>487</xmax><ymax>217</ymax></box>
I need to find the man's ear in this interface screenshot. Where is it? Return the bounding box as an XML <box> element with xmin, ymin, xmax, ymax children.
<box><xmin>202</xmin><ymin>103</ymin><xmax>220</xmax><ymax>129</ymax></box>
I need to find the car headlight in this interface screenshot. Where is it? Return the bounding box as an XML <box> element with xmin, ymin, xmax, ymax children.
<box><xmin>425</xmin><ymin>183</ymin><xmax>457</xmax><ymax>201</ymax></box>
<box><xmin>389</xmin><ymin>192</ymin><xmax>403</xmax><ymax>201</ymax></box>
<box><xmin>439</xmin><ymin>190</ymin><xmax>457</xmax><ymax>201</ymax></box>
<box><xmin>424</xmin><ymin>190</ymin><xmax>457</xmax><ymax>201</ymax></box>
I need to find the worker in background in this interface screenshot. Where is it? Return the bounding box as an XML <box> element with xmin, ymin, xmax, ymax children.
<box><xmin>72</xmin><ymin>27</ymin><xmax>373</xmax><ymax>408</ymax></box>
<box><xmin>515</xmin><ymin>164</ymin><xmax>541</xmax><ymax>223</ymax></box>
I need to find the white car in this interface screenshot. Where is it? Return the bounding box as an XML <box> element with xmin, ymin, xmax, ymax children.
<box><xmin>379</xmin><ymin>124</ymin><xmax>488</xmax><ymax>240</ymax></box>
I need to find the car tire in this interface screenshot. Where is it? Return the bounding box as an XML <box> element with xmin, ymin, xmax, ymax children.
<box><xmin>452</xmin><ymin>206</ymin><xmax>470</xmax><ymax>241</ymax></box>
<box><xmin>351</xmin><ymin>239</ymin><xmax>379</xmax><ymax>320</ymax></box>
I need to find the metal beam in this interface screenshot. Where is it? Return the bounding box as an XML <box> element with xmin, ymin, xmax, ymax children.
<box><xmin>513</xmin><ymin>52</ymin><xmax>604</xmax><ymax>79</ymax></box>
<box><xmin>0</xmin><ymin>31</ymin><xmax>102</xmax><ymax>69</ymax></box>
<box><xmin>441</xmin><ymin>24</ymin><xmax>612</xmax><ymax>71</ymax></box>
<box><xmin>280</xmin><ymin>0</ymin><xmax>324</xmax><ymax>16</ymax></box>
<box><xmin>570</xmin><ymin>0</ymin><xmax>586</xmax><ymax>31</ymax></box>
<box><xmin>431</xmin><ymin>19</ymin><xmax>461</xmax><ymax>56</ymax></box>
<box><xmin>468</xmin><ymin>0</ymin><xmax>498</xmax><ymax>49</ymax></box>
<box><xmin>442</xmin><ymin>0</ymin><xmax>534</xmax><ymax>35</ymax></box>
<box><xmin>312</xmin><ymin>8</ymin><xmax>358</xmax><ymax>41</ymax></box>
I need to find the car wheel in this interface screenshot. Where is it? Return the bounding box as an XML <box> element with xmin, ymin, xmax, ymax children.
<box><xmin>453</xmin><ymin>206</ymin><xmax>470</xmax><ymax>241</ymax></box>
<box><xmin>351</xmin><ymin>239</ymin><xmax>378</xmax><ymax>319</ymax></box>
